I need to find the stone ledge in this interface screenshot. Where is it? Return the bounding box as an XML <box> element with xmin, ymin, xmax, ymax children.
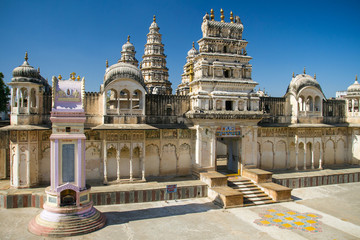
<box><xmin>208</xmin><ymin>186</ymin><xmax>243</xmax><ymax>208</ymax></box>
<box><xmin>200</xmin><ymin>171</ymin><xmax>228</xmax><ymax>187</ymax></box>
<box><xmin>242</xmin><ymin>168</ymin><xmax>272</xmax><ymax>183</ymax></box>
<box><xmin>259</xmin><ymin>182</ymin><xmax>292</xmax><ymax>202</ymax></box>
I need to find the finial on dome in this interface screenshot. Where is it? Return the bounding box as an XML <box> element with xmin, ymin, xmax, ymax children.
<box><xmin>127</xmin><ymin>35</ymin><xmax>130</xmax><ymax>42</ymax></box>
<box><xmin>292</xmin><ymin>72</ymin><xmax>295</xmax><ymax>78</ymax></box>
<box><xmin>220</xmin><ymin>9</ymin><xmax>224</xmax><ymax>22</ymax></box>
<box><xmin>192</xmin><ymin>41</ymin><xmax>195</xmax><ymax>48</ymax></box>
<box><xmin>77</xmin><ymin>75</ymin><xmax>80</xmax><ymax>81</ymax></box>
<box><xmin>106</xmin><ymin>59</ymin><xmax>109</xmax><ymax>68</ymax></box>
<box><xmin>210</xmin><ymin>9</ymin><xmax>214</xmax><ymax>21</ymax></box>
<box><xmin>38</xmin><ymin>67</ymin><xmax>40</xmax><ymax>73</ymax></box>
<box><xmin>153</xmin><ymin>15</ymin><xmax>156</xmax><ymax>23</ymax></box>
<box><xmin>356</xmin><ymin>74</ymin><xmax>358</xmax><ymax>82</ymax></box>
<box><xmin>303</xmin><ymin>67</ymin><xmax>306</xmax><ymax>74</ymax></box>
<box><xmin>230</xmin><ymin>11</ymin><xmax>234</xmax><ymax>23</ymax></box>
<box><xmin>314</xmin><ymin>73</ymin><xmax>316</xmax><ymax>79</ymax></box>
<box><xmin>58</xmin><ymin>75</ymin><xmax>62</xmax><ymax>80</ymax></box>
<box><xmin>70</xmin><ymin>72</ymin><xmax>76</xmax><ymax>80</ymax></box>
<box><xmin>24</xmin><ymin>52</ymin><xmax>28</xmax><ymax>61</ymax></box>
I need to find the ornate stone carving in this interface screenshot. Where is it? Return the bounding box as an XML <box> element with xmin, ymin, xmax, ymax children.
<box><xmin>19</xmin><ymin>131</ymin><xmax>28</xmax><ymax>142</ymax></box>
<box><xmin>146</xmin><ymin>130</ymin><xmax>160</xmax><ymax>139</ymax></box>
<box><xmin>162</xmin><ymin>129</ymin><xmax>177</xmax><ymax>139</ymax></box>
<box><xmin>179</xmin><ymin>129</ymin><xmax>191</xmax><ymax>139</ymax></box>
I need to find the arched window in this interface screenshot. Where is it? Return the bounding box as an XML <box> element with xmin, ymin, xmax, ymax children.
<box><xmin>119</xmin><ymin>89</ymin><xmax>130</xmax><ymax>109</ymax></box>
<box><xmin>30</xmin><ymin>88</ymin><xmax>36</xmax><ymax>108</ymax></box>
<box><xmin>306</xmin><ymin>96</ymin><xmax>313</xmax><ymax>111</ymax></box>
<box><xmin>20</xmin><ymin>88</ymin><xmax>28</xmax><ymax>108</ymax></box>
<box><xmin>132</xmin><ymin>90</ymin><xmax>142</xmax><ymax>109</ymax></box>
<box><xmin>106</xmin><ymin>89</ymin><xmax>117</xmax><ymax>110</ymax></box>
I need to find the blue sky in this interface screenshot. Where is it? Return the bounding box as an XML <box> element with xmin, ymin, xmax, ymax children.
<box><xmin>0</xmin><ymin>0</ymin><xmax>359</xmax><ymax>97</ymax></box>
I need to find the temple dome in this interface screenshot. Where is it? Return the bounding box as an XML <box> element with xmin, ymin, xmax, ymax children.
<box><xmin>122</xmin><ymin>39</ymin><xmax>135</xmax><ymax>52</ymax></box>
<box><xmin>347</xmin><ymin>76</ymin><xmax>360</xmax><ymax>96</ymax></box>
<box><xmin>104</xmin><ymin>62</ymin><xmax>145</xmax><ymax>89</ymax></box>
<box><xmin>12</xmin><ymin>60</ymin><xmax>40</xmax><ymax>79</ymax></box>
<box><xmin>149</xmin><ymin>15</ymin><xmax>160</xmax><ymax>33</ymax></box>
<box><xmin>11</xmin><ymin>52</ymin><xmax>50</xmax><ymax>90</ymax></box>
<box><xmin>187</xmin><ymin>42</ymin><xmax>199</xmax><ymax>58</ymax></box>
<box><xmin>286</xmin><ymin>73</ymin><xmax>323</xmax><ymax>96</ymax></box>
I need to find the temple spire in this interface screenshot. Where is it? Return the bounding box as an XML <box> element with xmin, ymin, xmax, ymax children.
<box><xmin>25</xmin><ymin>51</ymin><xmax>28</xmax><ymax>61</ymax></box>
<box><xmin>192</xmin><ymin>41</ymin><xmax>195</xmax><ymax>48</ymax></box>
<box><xmin>314</xmin><ymin>73</ymin><xmax>316</xmax><ymax>79</ymax></box>
<box><xmin>356</xmin><ymin>74</ymin><xmax>358</xmax><ymax>82</ymax></box>
<box><xmin>153</xmin><ymin>15</ymin><xmax>156</xmax><ymax>23</ymax></box>
<box><xmin>127</xmin><ymin>35</ymin><xmax>130</xmax><ymax>42</ymax></box>
<box><xmin>303</xmin><ymin>67</ymin><xmax>306</xmax><ymax>74</ymax></box>
<box><xmin>106</xmin><ymin>59</ymin><xmax>108</xmax><ymax>68</ymax></box>
<box><xmin>292</xmin><ymin>72</ymin><xmax>295</xmax><ymax>78</ymax></box>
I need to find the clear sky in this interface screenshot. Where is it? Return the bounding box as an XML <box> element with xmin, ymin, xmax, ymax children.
<box><xmin>0</xmin><ymin>0</ymin><xmax>359</xmax><ymax>97</ymax></box>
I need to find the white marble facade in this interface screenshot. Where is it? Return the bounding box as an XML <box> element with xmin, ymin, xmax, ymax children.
<box><xmin>2</xmin><ymin>10</ymin><xmax>360</xmax><ymax>188</ymax></box>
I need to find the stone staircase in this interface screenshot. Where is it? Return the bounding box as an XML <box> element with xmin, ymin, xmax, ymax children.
<box><xmin>228</xmin><ymin>177</ymin><xmax>276</xmax><ymax>206</ymax></box>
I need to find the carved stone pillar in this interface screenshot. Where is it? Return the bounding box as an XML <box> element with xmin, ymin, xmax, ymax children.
<box><xmin>295</xmin><ymin>146</ymin><xmax>299</xmax><ymax>171</ymax></box>
<box><xmin>26</xmin><ymin>144</ymin><xmax>30</xmax><ymax>187</ymax></box>
<box><xmin>27</xmin><ymin>87</ymin><xmax>30</xmax><ymax>114</ymax></box>
<box><xmin>319</xmin><ymin>144</ymin><xmax>323</xmax><ymax>169</ymax></box>
<box><xmin>303</xmin><ymin>144</ymin><xmax>307</xmax><ymax>170</ymax></box>
<box><xmin>103</xmin><ymin>140</ymin><xmax>108</xmax><ymax>184</ymax></box>
<box><xmin>130</xmin><ymin>145</ymin><xmax>133</xmax><ymax>181</ymax></box>
<box><xmin>141</xmin><ymin>148</ymin><xmax>145</xmax><ymax>181</ymax></box>
<box><xmin>311</xmin><ymin>146</ymin><xmax>314</xmax><ymax>169</ymax></box>
<box><xmin>116</xmin><ymin>148</ymin><xmax>120</xmax><ymax>181</ymax></box>
<box><xmin>16</xmin><ymin>88</ymin><xmax>20</xmax><ymax>113</ymax></box>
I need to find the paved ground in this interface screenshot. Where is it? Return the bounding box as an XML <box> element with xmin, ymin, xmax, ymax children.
<box><xmin>1</xmin><ymin>182</ymin><xmax>360</xmax><ymax>240</ymax></box>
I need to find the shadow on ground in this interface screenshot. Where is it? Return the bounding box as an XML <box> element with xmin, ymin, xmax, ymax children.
<box><xmin>103</xmin><ymin>202</ymin><xmax>218</xmax><ymax>226</ymax></box>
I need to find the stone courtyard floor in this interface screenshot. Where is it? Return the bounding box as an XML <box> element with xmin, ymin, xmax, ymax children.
<box><xmin>1</xmin><ymin>182</ymin><xmax>360</xmax><ymax>239</ymax></box>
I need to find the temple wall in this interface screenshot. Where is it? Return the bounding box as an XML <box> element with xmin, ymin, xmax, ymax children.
<box><xmin>257</xmin><ymin>127</ymin><xmax>349</xmax><ymax>170</ymax></box>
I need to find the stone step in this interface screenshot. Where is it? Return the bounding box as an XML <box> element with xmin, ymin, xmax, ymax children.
<box><xmin>227</xmin><ymin>176</ymin><xmax>277</xmax><ymax>207</ymax></box>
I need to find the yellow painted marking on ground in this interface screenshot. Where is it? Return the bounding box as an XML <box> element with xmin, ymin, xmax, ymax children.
<box><xmin>285</xmin><ymin>217</ymin><xmax>294</xmax><ymax>221</ymax></box>
<box><xmin>307</xmin><ymin>214</ymin><xmax>317</xmax><ymax>218</ymax></box>
<box><xmin>307</xmin><ymin>220</ymin><xmax>317</xmax><ymax>224</ymax></box>
<box><xmin>276</xmin><ymin>213</ymin><xmax>285</xmax><ymax>216</ymax></box>
<box><xmin>296</xmin><ymin>215</ymin><xmax>306</xmax><ymax>219</ymax></box>
<box><xmin>287</xmin><ymin>211</ymin><xmax>296</xmax><ymax>215</ymax></box>
<box><xmin>294</xmin><ymin>221</ymin><xmax>305</xmax><ymax>226</ymax></box>
<box><xmin>273</xmin><ymin>219</ymin><xmax>282</xmax><ymax>223</ymax></box>
<box><xmin>282</xmin><ymin>223</ymin><xmax>292</xmax><ymax>228</ymax></box>
<box><xmin>260</xmin><ymin>220</ymin><xmax>270</xmax><ymax>225</ymax></box>
<box><xmin>304</xmin><ymin>226</ymin><xmax>316</xmax><ymax>231</ymax></box>
<box><xmin>264</xmin><ymin>214</ymin><xmax>273</xmax><ymax>218</ymax></box>
<box><xmin>267</xmin><ymin>209</ymin><xmax>276</xmax><ymax>212</ymax></box>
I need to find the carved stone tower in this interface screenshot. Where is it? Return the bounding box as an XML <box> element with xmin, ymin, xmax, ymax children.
<box><xmin>180</xmin><ymin>9</ymin><xmax>259</xmax><ymax>112</ymax></box>
<box><xmin>140</xmin><ymin>15</ymin><xmax>172</xmax><ymax>94</ymax></box>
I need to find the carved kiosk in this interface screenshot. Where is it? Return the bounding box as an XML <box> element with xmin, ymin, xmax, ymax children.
<box><xmin>28</xmin><ymin>73</ymin><xmax>106</xmax><ymax>237</ymax></box>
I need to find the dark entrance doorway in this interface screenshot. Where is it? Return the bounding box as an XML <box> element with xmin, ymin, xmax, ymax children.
<box><xmin>216</xmin><ymin>137</ymin><xmax>240</xmax><ymax>175</ymax></box>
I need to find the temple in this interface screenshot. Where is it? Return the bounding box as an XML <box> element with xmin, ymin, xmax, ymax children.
<box><xmin>0</xmin><ymin>10</ymin><xmax>359</xmax><ymax>192</ymax></box>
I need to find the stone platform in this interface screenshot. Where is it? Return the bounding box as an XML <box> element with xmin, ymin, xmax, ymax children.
<box><xmin>0</xmin><ymin>179</ymin><xmax>207</xmax><ymax>209</ymax></box>
<box><xmin>271</xmin><ymin>165</ymin><xmax>360</xmax><ymax>188</ymax></box>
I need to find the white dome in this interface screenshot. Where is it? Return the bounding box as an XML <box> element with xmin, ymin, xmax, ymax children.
<box><xmin>286</xmin><ymin>73</ymin><xmax>323</xmax><ymax>95</ymax></box>
<box><xmin>347</xmin><ymin>76</ymin><xmax>360</xmax><ymax>96</ymax></box>
<box><xmin>104</xmin><ymin>62</ymin><xmax>145</xmax><ymax>88</ymax></box>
